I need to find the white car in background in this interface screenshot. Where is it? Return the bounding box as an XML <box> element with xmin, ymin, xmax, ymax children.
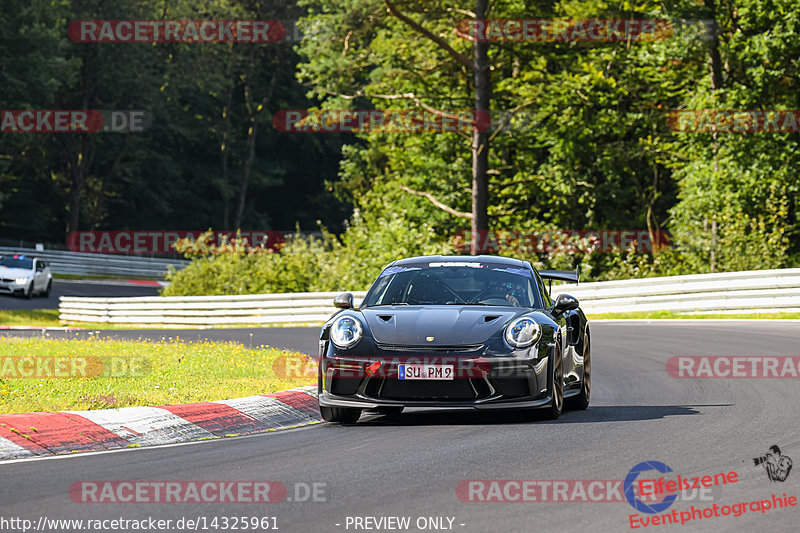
<box><xmin>0</xmin><ymin>255</ymin><xmax>52</xmax><ymax>298</ymax></box>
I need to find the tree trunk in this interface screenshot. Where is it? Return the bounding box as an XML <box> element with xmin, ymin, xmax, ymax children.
<box><xmin>67</xmin><ymin>182</ymin><xmax>82</xmax><ymax>233</ymax></box>
<box><xmin>705</xmin><ymin>0</ymin><xmax>723</xmax><ymax>271</ymax></box>
<box><xmin>705</xmin><ymin>0</ymin><xmax>724</xmax><ymax>91</ymax></box>
<box><xmin>66</xmin><ymin>43</ymin><xmax>96</xmax><ymax>235</ymax></box>
<box><xmin>65</xmin><ymin>135</ymin><xmax>95</xmax><ymax>234</ymax></box>
<box><xmin>471</xmin><ymin>0</ymin><xmax>490</xmax><ymax>255</ymax></box>
<box><xmin>233</xmin><ymin>52</ymin><xmax>280</xmax><ymax>230</ymax></box>
<box><xmin>234</xmin><ymin>79</ymin><xmax>258</xmax><ymax>230</ymax></box>
<box><xmin>220</xmin><ymin>85</ymin><xmax>233</xmax><ymax>229</ymax></box>
<box><xmin>646</xmin><ymin>164</ymin><xmax>659</xmax><ymax>255</ymax></box>
<box><xmin>220</xmin><ymin>53</ymin><xmax>235</xmax><ymax>229</ymax></box>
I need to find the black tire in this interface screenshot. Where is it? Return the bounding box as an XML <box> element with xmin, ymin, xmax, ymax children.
<box><xmin>23</xmin><ymin>285</ymin><xmax>32</xmax><ymax>299</ymax></box>
<box><xmin>319</xmin><ymin>405</ymin><xmax>362</xmax><ymax>424</ymax></box>
<box><xmin>543</xmin><ymin>342</ymin><xmax>564</xmax><ymax>420</ymax></box>
<box><xmin>566</xmin><ymin>330</ymin><xmax>591</xmax><ymax>410</ymax></box>
<box><xmin>42</xmin><ymin>280</ymin><xmax>52</xmax><ymax>298</ymax></box>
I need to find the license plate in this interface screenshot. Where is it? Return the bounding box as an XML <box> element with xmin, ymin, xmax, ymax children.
<box><xmin>398</xmin><ymin>364</ymin><xmax>454</xmax><ymax>380</ymax></box>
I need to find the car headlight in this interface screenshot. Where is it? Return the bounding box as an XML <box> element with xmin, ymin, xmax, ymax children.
<box><xmin>505</xmin><ymin>317</ymin><xmax>541</xmax><ymax>348</ymax></box>
<box><xmin>330</xmin><ymin>316</ymin><xmax>363</xmax><ymax>349</ymax></box>
<box><xmin>14</xmin><ymin>277</ymin><xmax>29</xmax><ymax>285</ymax></box>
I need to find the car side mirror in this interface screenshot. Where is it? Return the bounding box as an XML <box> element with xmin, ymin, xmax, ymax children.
<box><xmin>333</xmin><ymin>292</ymin><xmax>354</xmax><ymax>309</ymax></box>
<box><xmin>552</xmin><ymin>293</ymin><xmax>579</xmax><ymax>316</ymax></box>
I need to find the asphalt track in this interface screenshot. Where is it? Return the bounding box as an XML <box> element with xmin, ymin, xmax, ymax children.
<box><xmin>0</xmin><ymin>279</ymin><xmax>162</xmax><ymax>310</ymax></box>
<box><xmin>1</xmin><ymin>321</ymin><xmax>799</xmax><ymax>533</ymax></box>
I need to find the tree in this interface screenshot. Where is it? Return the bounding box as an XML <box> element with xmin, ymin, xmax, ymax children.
<box><xmin>298</xmin><ymin>0</ymin><xmax>518</xmax><ymax>253</ymax></box>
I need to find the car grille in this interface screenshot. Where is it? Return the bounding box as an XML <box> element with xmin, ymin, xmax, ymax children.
<box><xmin>491</xmin><ymin>377</ymin><xmax>531</xmax><ymax>398</ymax></box>
<box><xmin>376</xmin><ymin>343</ymin><xmax>484</xmax><ymax>353</ymax></box>
<box><xmin>369</xmin><ymin>378</ymin><xmax>491</xmax><ymax>401</ymax></box>
<box><xmin>330</xmin><ymin>377</ymin><xmax>361</xmax><ymax>396</ymax></box>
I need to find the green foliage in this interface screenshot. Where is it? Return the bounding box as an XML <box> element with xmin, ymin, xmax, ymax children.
<box><xmin>3</xmin><ymin>0</ymin><xmax>800</xmax><ymax>291</ymax></box>
<box><xmin>294</xmin><ymin>0</ymin><xmax>799</xmax><ymax>281</ymax></box>
<box><xmin>163</xmin><ymin>216</ymin><xmax>450</xmax><ymax>295</ymax></box>
<box><xmin>0</xmin><ymin>0</ymin><xmax>351</xmax><ymax>240</ymax></box>
<box><xmin>163</xmin><ymin>230</ymin><xmax>329</xmax><ymax>295</ymax></box>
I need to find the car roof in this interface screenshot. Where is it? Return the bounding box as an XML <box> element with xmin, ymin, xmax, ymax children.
<box><xmin>389</xmin><ymin>254</ymin><xmax>528</xmax><ymax>268</ymax></box>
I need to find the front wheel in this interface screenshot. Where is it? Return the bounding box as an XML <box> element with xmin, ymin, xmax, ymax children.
<box><xmin>566</xmin><ymin>331</ymin><xmax>590</xmax><ymax>410</ymax></box>
<box><xmin>319</xmin><ymin>405</ymin><xmax>362</xmax><ymax>424</ymax></box>
<box><xmin>543</xmin><ymin>343</ymin><xmax>564</xmax><ymax>420</ymax></box>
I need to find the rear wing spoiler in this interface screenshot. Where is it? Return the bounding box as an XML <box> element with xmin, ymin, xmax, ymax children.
<box><xmin>539</xmin><ymin>266</ymin><xmax>580</xmax><ymax>294</ymax></box>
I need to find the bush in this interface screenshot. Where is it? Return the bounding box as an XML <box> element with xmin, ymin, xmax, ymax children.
<box><xmin>163</xmin><ymin>213</ymin><xmax>450</xmax><ymax>296</ymax></box>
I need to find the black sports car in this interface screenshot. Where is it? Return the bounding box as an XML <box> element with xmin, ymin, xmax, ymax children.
<box><xmin>317</xmin><ymin>255</ymin><xmax>590</xmax><ymax>423</ymax></box>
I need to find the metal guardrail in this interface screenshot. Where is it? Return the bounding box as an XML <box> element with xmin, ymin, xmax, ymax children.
<box><xmin>58</xmin><ymin>268</ymin><xmax>800</xmax><ymax>326</ymax></box>
<box><xmin>551</xmin><ymin>268</ymin><xmax>800</xmax><ymax>314</ymax></box>
<box><xmin>59</xmin><ymin>292</ymin><xmax>368</xmax><ymax>326</ymax></box>
<box><xmin>0</xmin><ymin>247</ymin><xmax>188</xmax><ymax>279</ymax></box>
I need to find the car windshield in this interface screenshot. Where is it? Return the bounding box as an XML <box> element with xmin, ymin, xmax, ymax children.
<box><xmin>0</xmin><ymin>256</ymin><xmax>34</xmax><ymax>270</ymax></box>
<box><xmin>362</xmin><ymin>261</ymin><xmax>542</xmax><ymax>308</ymax></box>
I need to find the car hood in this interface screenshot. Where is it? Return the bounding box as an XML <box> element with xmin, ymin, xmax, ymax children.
<box><xmin>360</xmin><ymin>306</ymin><xmax>523</xmax><ymax>345</ymax></box>
<box><xmin>0</xmin><ymin>267</ymin><xmax>32</xmax><ymax>279</ymax></box>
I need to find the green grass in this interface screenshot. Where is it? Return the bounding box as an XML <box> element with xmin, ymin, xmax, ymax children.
<box><xmin>0</xmin><ymin>309</ymin><xmax>122</xmax><ymax>329</ymax></box>
<box><xmin>0</xmin><ymin>309</ymin><xmax>324</xmax><ymax>329</ymax></box>
<box><xmin>0</xmin><ymin>337</ymin><xmax>315</xmax><ymax>413</ymax></box>
<box><xmin>586</xmin><ymin>310</ymin><xmax>800</xmax><ymax>320</ymax></box>
<box><xmin>0</xmin><ymin>309</ymin><xmax>62</xmax><ymax>327</ymax></box>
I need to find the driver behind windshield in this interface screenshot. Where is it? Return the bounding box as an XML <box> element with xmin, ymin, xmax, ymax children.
<box><xmin>502</xmin><ymin>281</ymin><xmax>522</xmax><ymax>306</ymax></box>
<box><xmin>479</xmin><ymin>278</ymin><xmax>526</xmax><ymax>307</ymax></box>
<box><xmin>362</xmin><ymin>263</ymin><xmax>539</xmax><ymax>308</ymax></box>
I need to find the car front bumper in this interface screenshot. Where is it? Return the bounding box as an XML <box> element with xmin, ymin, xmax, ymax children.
<box><xmin>318</xmin><ymin>391</ymin><xmax>554</xmax><ymax>410</ymax></box>
<box><xmin>318</xmin><ymin>351</ymin><xmax>554</xmax><ymax>410</ymax></box>
<box><xmin>0</xmin><ymin>279</ymin><xmax>30</xmax><ymax>295</ymax></box>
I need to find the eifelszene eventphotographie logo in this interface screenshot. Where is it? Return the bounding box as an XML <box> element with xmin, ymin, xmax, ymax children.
<box><xmin>753</xmin><ymin>445</ymin><xmax>793</xmax><ymax>482</ymax></box>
